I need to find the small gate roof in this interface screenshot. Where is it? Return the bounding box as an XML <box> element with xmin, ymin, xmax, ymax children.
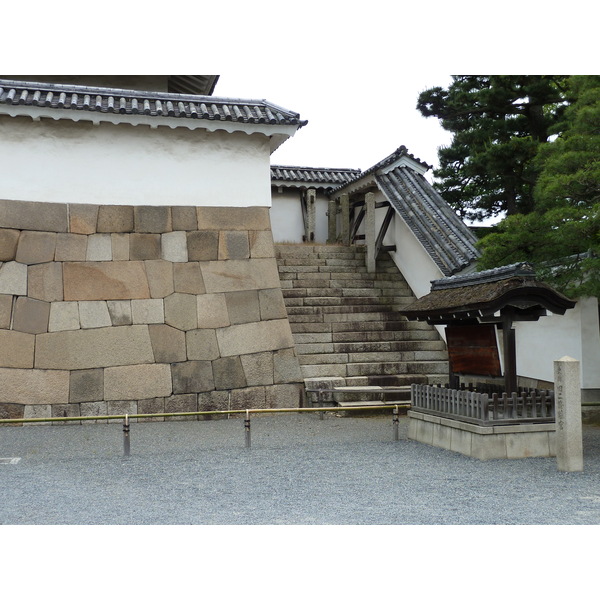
<box><xmin>401</xmin><ymin>263</ymin><xmax>576</xmax><ymax>324</ymax></box>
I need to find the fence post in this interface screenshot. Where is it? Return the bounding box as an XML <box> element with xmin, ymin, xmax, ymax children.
<box><xmin>244</xmin><ymin>409</ymin><xmax>251</xmax><ymax>449</ymax></box>
<box><xmin>393</xmin><ymin>405</ymin><xmax>399</xmax><ymax>441</ymax></box>
<box><xmin>554</xmin><ymin>356</ymin><xmax>583</xmax><ymax>471</ymax></box>
<box><xmin>123</xmin><ymin>414</ymin><xmax>130</xmax><ymax>457</ymax></box>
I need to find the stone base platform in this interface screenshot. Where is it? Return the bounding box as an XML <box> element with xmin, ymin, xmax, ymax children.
<box><xmin>407</xmin><ymin>410</ymin><xmax>556</xmax><ymax>460</ymax></box>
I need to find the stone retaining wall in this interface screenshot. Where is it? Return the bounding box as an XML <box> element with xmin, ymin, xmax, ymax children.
<box><xmin>0</xmin><ymin>199</ymin><xmax>303</xmax><ymax>423</ymax></box>
<box><xmin>408</xmin><ymin>410</ymin><xmax>556</xmax><ymax>460</ymax></box>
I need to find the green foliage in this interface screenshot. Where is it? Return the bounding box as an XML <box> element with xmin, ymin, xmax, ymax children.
<box><xmin>477</xmin><ymin>76</ymin><xmax>600</xmax><ymax>297</ymax></box>
<box><xmin>417</xmin><ymin>76</ymin><xmax>569</xmax><ymax>221</ymax></box>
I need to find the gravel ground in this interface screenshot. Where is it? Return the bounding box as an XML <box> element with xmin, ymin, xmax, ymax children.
<box><xmin>1</xmin><ymin>413</ymin><xmax>600</xmax><ymax>525</ymax></box>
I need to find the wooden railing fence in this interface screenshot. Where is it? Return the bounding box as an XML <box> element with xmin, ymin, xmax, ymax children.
<box><xmin>411</xmin><ymin>384</ymin><xmax>555</xmax><ymax>426</ymax></box>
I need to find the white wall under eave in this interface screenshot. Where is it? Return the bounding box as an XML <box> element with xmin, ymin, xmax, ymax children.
<box><xmin>388</xmin><ymin>211</ymin><xmax>445</xmax><ymax>300</ymax></box>
<box><xmin>270</xmin><ymin>189</ymin><xmax>331</xmax><ymax>243</ymax></box>
<box><xmin>515</xmin><ymin>296</ymin><xmax>600</xmax><ymax>390</ymax></box>
<box><xmin>0</xmin><ymin>116</ymin><xmax>272</xmax><ymax>207</ymax></box>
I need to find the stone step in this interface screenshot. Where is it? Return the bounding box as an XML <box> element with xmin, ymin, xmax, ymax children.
<box><xmin>298</xmin><ymin>350</ymin><xmax>447</xmax><ymax>364</ymax></box>
<box><xmin>289</xmin><ymin>320</ymin><xmax>432</xmax><ymax>334</ymax></box>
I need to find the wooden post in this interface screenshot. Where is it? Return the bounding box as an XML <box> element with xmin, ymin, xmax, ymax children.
<box><xmin>340</xmin><ymin>193</ymin><xmax>350</xmax><ymax>245</ymax></box>
<box><xmin>501</xmin><ymin>312</ymin><xmax>517</xmax><ymax>394</ymax></box>
<box><xmin>327</xmin><ymin>198</ymin><xmax>337</xmax><ymax>243</ymax></box>
<box><xmin>365</xmin><ymin>192</ymin><xmax>376</xmax><ymax>273</ymax></box>
<box><xmin>305</xmin><ymin>188</ymin><xmax>316</xmax><ymax>242</ymax></box>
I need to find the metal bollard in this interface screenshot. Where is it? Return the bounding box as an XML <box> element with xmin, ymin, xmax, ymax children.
<box><xmin>123</xmin><ymin>414</ymin><xmax>131</xmax><ymax>457</ymax></box>
<box><xmin>319</xmin><ymin>390</ymin><xmax>324</xmax><ymax>420</ymax></box>
<box><xmin>393</xmin><ymin>405</ymin><xmax>399</xmax><ymax>441</ymax></box>
<box><xmin>244</xmin><ymin>409</ymin><xmax>251</xmax><ymax>448</ymax></box>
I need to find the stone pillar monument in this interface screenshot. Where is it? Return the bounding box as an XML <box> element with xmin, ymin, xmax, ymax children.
<box><xmin>554</xmin><ymin>356</ymin><xmax>583</xmax><ymax>472</ymax></box>
<box><xmin>365</xmin><ymin>192</ymin><xmax>376</xmax><ymax>273</ymax></box>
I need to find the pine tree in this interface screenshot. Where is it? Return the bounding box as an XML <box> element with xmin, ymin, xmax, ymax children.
<box><xmin>478</xmin><ymin>76</ymin><xmax>600</xmax><ymax>297</ymax></box>
<box><xmin>417</xmin><ymin>76</ymin><xmax>569</xmax><ymax>221</ymax></box>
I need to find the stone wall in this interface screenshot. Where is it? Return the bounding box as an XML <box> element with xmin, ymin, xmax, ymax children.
<box><xmin>0</xmin><ymin>199</ymin><xmax>303</xmax><ymax>423</ymax></box>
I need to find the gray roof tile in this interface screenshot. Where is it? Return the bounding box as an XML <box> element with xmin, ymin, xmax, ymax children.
<box><xmin>271</xmin><ymin>165</ymin><xmax>361</xmax><ymax>187</ymax></box>
<box><xmin>0</xmin><ymin>79</ymin><xmax>307</xmax><ymax>128</ymax></box>
<box><xmin>376</xmin><ymin>165</ymin><xmax>480</xmax><ymax>276</ymax></box>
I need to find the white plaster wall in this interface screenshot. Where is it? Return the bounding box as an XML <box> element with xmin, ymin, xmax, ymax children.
<box><xmin>270</xmin><ymin>189</ymin><xmax>331</xmax><ymax>243</ymax></box>
<box><xmin>0</xmin><ymin>116</ymin><xmax>272</xmax><ymax>207</ymax></box>
<box><xmin>388</xmin><ymin>211</ymin><xmax>445</xmax><ymax>300</ymax></box>
<box><xmin>271</xmin><ymin>190</ymin><xmax>305</xmax><ymax>243</ymax></box>
<box><xmin>515</xmin><ymin>296</ymin><xmax>600</xmax><ymax>389</ymax></box>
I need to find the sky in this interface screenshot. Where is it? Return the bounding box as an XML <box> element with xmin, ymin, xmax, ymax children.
<box><xmin>215</xmin><ymin>73</ymin><xmax>454</xmax><ymax>175</ymax></box>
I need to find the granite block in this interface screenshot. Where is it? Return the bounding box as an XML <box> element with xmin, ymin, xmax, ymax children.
<box><xmin>225</xmin><ymin>290</ymin><xmax>260</xmax><ymax>324</ymax></box>
<box><xmin>219</xmin><ymin>230</ymin><xmax>250</xmax><ymax>260</ymax></box>
<box><xmin>164</xmin><ymin>293</ymin><xmax>198</xmax><ymax>331</ymax></box>
<box><xmin>86</xmin><ymin>234</ymin><xmax>113</xmax><ymax>261</ymax></box>
<box><xmin>186</xmin><ymin>328</ymin><xmax>220</xmax><ymax>361</ymax></box>
<box><xmin>28</xmin><ymin>262</ymin><xmax>63</xmax><ymax>302</ymax></box>
<box><xmin>249</xmin><ymin>229</ymin><xmax>275</xmax><ymax>258</ymax></box>
<box><xmin>63</xmin><ymin>261</ymin><xmax>150</xmax><ymax>301</ymax></box>
<box><xmin>171</xmin><ymin>361</ymin><xmax>215</xmax><ymax>394</ymax></box>
<box><xmin>197</xmin><ymin>293</ymin><xmax>230</xmax><ymax>328</ymax></box>
<box><xmin>230</xmin><ymin>386</ymin><xmax>267</xmax><ymax>410</ymax></box>
<box><xmin>0</xmin><ymin>403</ymin><xmax>24</xmax><ymax>421</ymax></box>
<box><xmin>106</xmin><ymin>400</ymin><xmax>138</xmax><ymax>416</ymax></box>
<box><xmin>0</xmin><ymin>294</ymin><xmax>12</xmax><ymax>329</ymax></box>
<box><xmin>240</xmin><ymin>352</ymin><xmax>274</xmax><ymax>386</ymax></box>
<box><xmin>15</xmin><ymin>230</ymin><xmax>56</xmax><ymax>264</ymax></box>
<box><xmin>111</xmin><ymin>234</ymin><xmax>130</xmax><ymax>261</ymax></box>
<box><xmin>131</xmin><ymin>298</ymin><xmax>165</xmax><ymax>324</ymax></box>
<box><xmin>172</xmin><ymin>206</ymin><xmax>198</xmax><ymax>231</ymax></box>
<box><xmin>259</xmin><ymin>288</ymin><xmax>288</xmax><ymax>320</ymax></box>
<box><xmin>12</xmin><ymin>296</ymin><xmax>50</xmax><ymax>334</ymax></box>
<box><xmin>79</xmin><ymin>401</ymin><xmax>108</xmax><ymax>421</ymax></box>
<box><xmin>173</xmin><ymin>262</ymin><xmax>205</xmax><ymax>294</ymax></box>
<box><xmin>23</xmin><ymin>404</ymin><xmax>52</xmax><ymax>424</ymax></box>
<box><xmin>104</xmin><ymin>363</ymin><xmax>172</xmax><ymax>401</ymax></box>
<box><xmin>137</xmin><ymin>397</ymin><xmax>166</xmax><ymax>421</ymax></box>
<box><xmin>78</xmin><ymin>301</ymin><xmax>112</xmax><ymax>329</ymax></box>
<box><xmin>144</xmin><ymin>260</ymin><xmax>174</xmax><ymax>298</ymax></box>
<box><xmin>187</xmin><ymin>230</ymin><xmax>219</xmax><ymax>261</ymax></box>
<box><xmin>0</xmin><ymin>329</ymin><xmax>35</xmax><ymax>368</ymax></box>
<box><xmin>201</xmin><ymin>258</ymin><xmax>281</xmax><ymax>293</ymax></box>
<box><xmin>107</xmin><ymin>300</ymin><xmax>132</xmax><ymax>326</ymax></box>
<box><xmin>148</xmin><ymin>324</ymin><xmax>187</xmax><ymax>363</ymax></box>
<box><xmin>129</xmin><ymin>233</ymin><xmax>161</xmax><ymax>260</ymax></box>
<box><xmin>97</xmin><ymin>205</ymin><xmax>134</xmax><ymax>233</ymax></box>
<box><xmin>69</xmin><ymin>204</ymin><xmax>99</xmax><ymax>234</ymax></box>
<box><xmin>0</xmin><ymin>367</ymin><xmax>70</xmax><ymax>405</ymax></box>
<box><xmin>0</xmin><ymin>229</ymin><xmax>20</xmax><ymax>261</ymax></box>
<box><xmin>35</xmin><ymin>325</ymin><xmax>155</xmax><ymax>369</ymax></box>
<box><xmin>134</xmin><ymin>206</ymin><xmax>172</xmax><ymax>233</ymax></box>
<box><xmin>213</xmin><ymin>356</ymin><xmax>247</xmax><ymax>390</ymax></box>
<box><xmin>0</xmin><ymin>199</ymin><xmax>68</xmax><ymax>233</ymax></box>
<box><xmin>165</xmin><ymin>394</ymin><xmax>198</xmax><ymax>419</ymax></box>
<box><xmin>265</xmin><ymin>384</ymin><xmax>302</xmax><ymax>409</ymax></box>
<box><xmin>55</xmin><ymin>233</ymin><xmax>88</xmax><ymax>262</ymax></box>
<box><xmin>161</xmin><ymin>231</ymin><xmax>188</xmax><ymax>262</ymax></box>
<box><xmin>216</xmin><ymin>319</ymin><xmax>295</xmax><ymax>357</ymax></box>
<box><xmin>197</xmin><ymin>206</ymin><xmax>270</xmax><ymax>231</ymax></box>
<box><xmin>0</xmin><ymin>261</ymin><xmax>27</xmax><ymax>296</ymax></box>
<box><xmin>48</xmin><ymin>301</ymin><xmax>80</xmax><ymax>332</ymax></box>
<box><xmin>273</xmin><ymin>348</ymin><xmax>303</xmax><ymax>384</ymax></box>
<box><xmin>69</xmin><ymin>369</ymin><xmax>104</xmax><ymax>403</ymax></box>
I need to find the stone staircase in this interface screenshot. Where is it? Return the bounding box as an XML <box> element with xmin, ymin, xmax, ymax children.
<box><xmin>275</xmin><ymin>244</ymin><xmax>449</xmax><ymax>407</ymax></box>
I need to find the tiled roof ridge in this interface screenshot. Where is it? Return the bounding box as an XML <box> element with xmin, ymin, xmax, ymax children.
<box><xmin>330</xmin><ymin>145</ymin><xmax>431</xmax><ymax>193</ymax></box>
<box><xmin>271</xmin><ymin>165</ymin><xmax>362</xmax><ymax>186</ymax></box>
<box><xmin>431</xmin><ymin>262</ymin><xmax>536</xmax><ymax>290</ymax></box>
<box><xmin>0</xmin><ymin>79</ymin><xmax>307</xmax><ymax>126</ymax></box>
